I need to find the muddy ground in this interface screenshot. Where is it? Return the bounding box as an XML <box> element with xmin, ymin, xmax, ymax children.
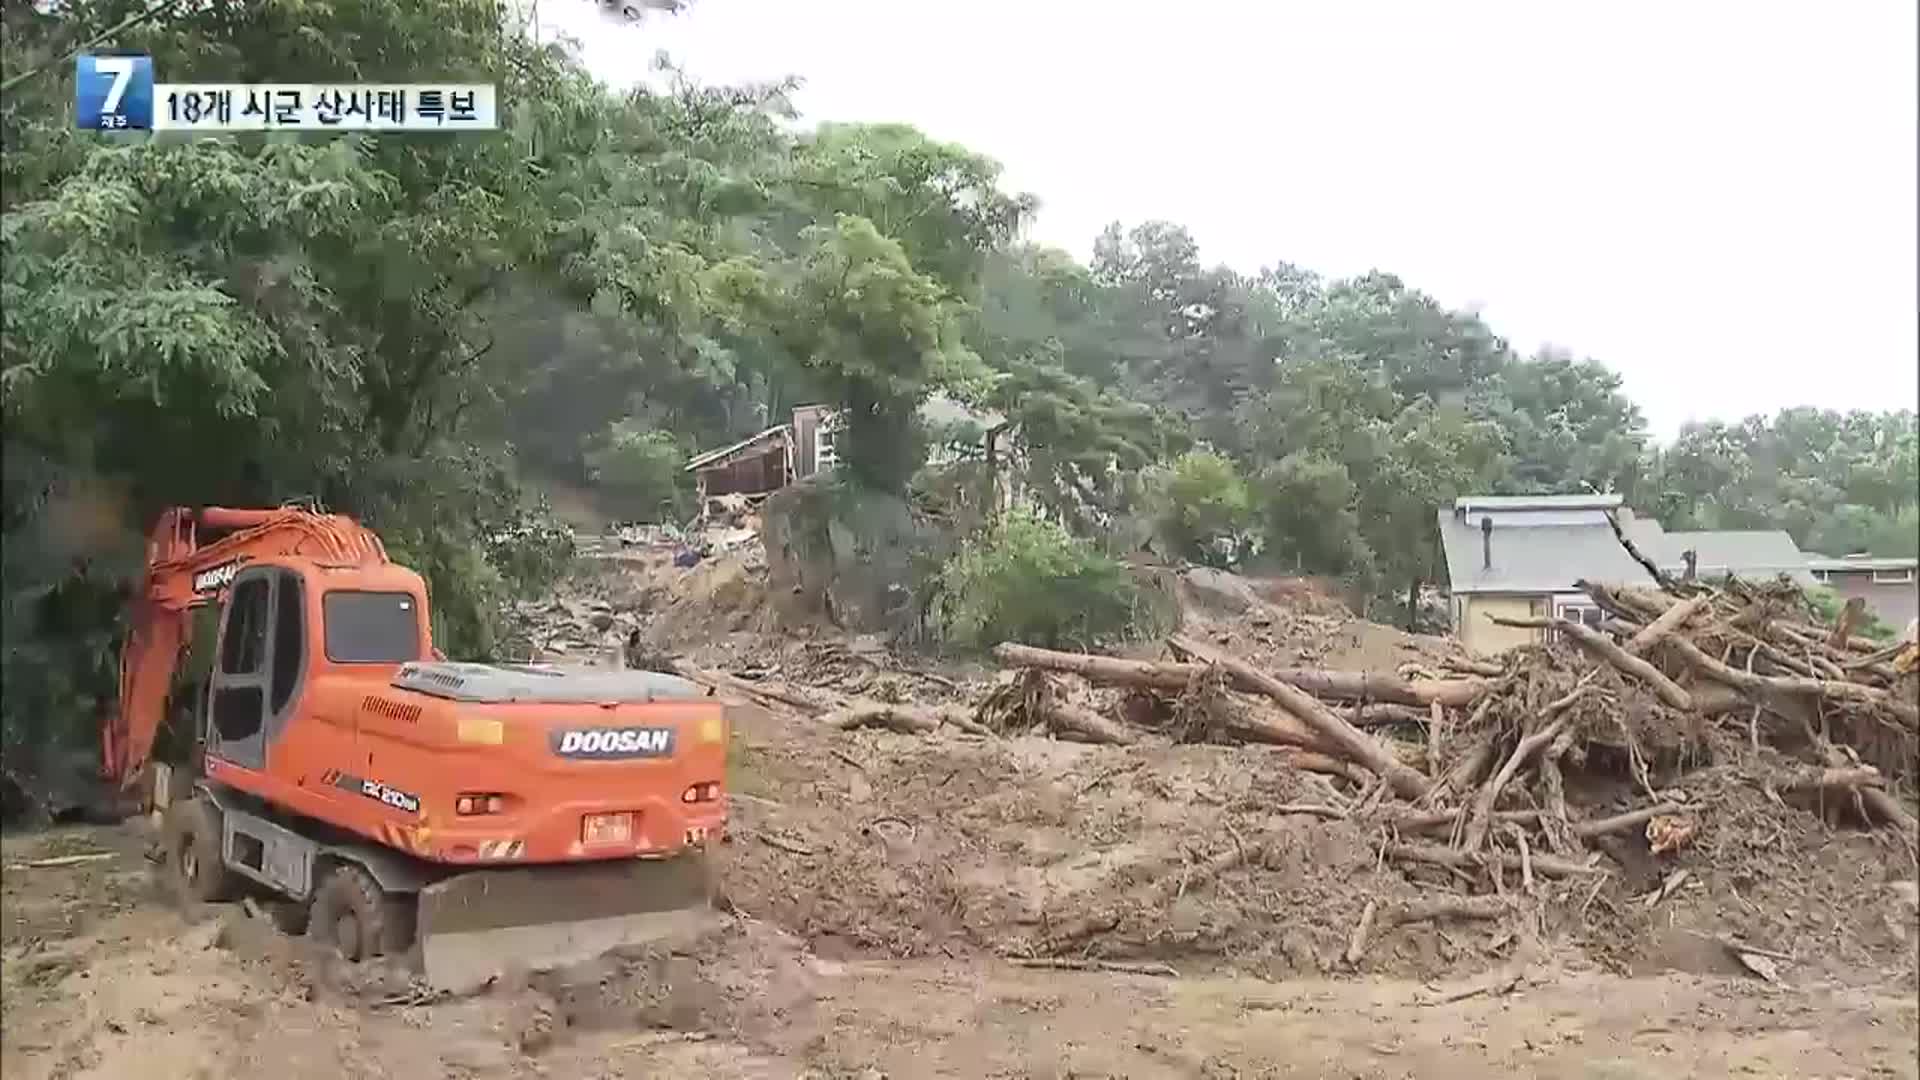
<box><xmin>4</xmin><ymin>539</ymin><xmax>1918</xmax><ymax>1078</ymax></box>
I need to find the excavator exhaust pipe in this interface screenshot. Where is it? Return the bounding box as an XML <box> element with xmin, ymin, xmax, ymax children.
<box><xmin>416</xmin><ymin>851</ymin><xmax>718</xmax><ymax>994</ymax></box>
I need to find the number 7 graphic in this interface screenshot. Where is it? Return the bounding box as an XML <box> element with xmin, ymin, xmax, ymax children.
<box><xmin>75</xmin><ymin>53</ymin><xmax>154</xmax><ymax>130</ymax></box>
<box><xmin>95</xmin><ymin>56</ymin><xmax>135</xmax><ymax>113</ymax></box>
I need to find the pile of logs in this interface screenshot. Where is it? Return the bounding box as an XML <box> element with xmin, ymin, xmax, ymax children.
<box><xmin>674</xmin><ymin>569</ymin><xmax>1917</xmax><ymax>897</ymax></box>
<box><xmin>985</xmin><ymin>575</ymin><xmax>1919</xmax><ymax>887</ymax></box>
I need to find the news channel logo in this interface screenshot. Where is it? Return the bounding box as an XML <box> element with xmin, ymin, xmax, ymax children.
<box><xmin>75</xmin><ymin>53</ymin><xmax>154</xmax><ymax>130</ymax></box>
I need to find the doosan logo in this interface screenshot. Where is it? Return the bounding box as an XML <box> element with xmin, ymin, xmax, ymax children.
<box><xmin>553</xmin><ymin>727</ymin><xmax>675</xmax><ymax>758</ymax></box>
<box><xmin>192</xmin><ymin>561</ymin><xmax>242</xmax><ymax>593</ymax></box>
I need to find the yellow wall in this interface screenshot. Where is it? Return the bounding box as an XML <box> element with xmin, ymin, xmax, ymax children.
<box><xmin>1459</xmin><ymin>594</ymin><xmax>1548</xmax><ymax>655</ymax></box>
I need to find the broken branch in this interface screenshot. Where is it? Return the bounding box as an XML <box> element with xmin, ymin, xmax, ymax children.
<box><xmin>1009</xmin><ymin>957</ymin><xmax>1179</xmax><ymax>977</ymax></box>
<box><xmin>1386</xmin><ymin>841</ymin><xmax>1600</xmax><ymax>879</ymax></box>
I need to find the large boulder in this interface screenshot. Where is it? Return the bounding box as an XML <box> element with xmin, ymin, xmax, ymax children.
<box><xmin>760</xmin><ymin>481</ymin><xmax>944</xmax><ymax>636</ymax></box>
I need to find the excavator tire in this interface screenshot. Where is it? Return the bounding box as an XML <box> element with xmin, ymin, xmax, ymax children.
<box><xmin>164</xmin><ymin>798</ymin><xmax>234</xmax><ymax>904</ymax></box>
<box><xmin>308</xmin><ymin>861</ymin><xmax>414</xmax><ymax>962</ymax></box>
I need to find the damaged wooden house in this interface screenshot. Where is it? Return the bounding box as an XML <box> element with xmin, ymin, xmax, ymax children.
<box><xmin>684</xmin><ymin>396</ymin><xmax>1013</xmax><ymax>515</ymax></box>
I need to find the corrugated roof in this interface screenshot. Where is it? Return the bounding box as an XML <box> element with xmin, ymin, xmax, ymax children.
<box><xmin>1807</xmin><ymin>554</ymin><xmax>1918</xmax><ymax>573</ymax></box>
<box><xmin>1441</xmin><ymin>499</ymin><xmax>1822</xmax><ymax>593</ymax></box>
<box><xmin>1652</xmin><ymin>530</ymin><xmax>1815</xmax><ymax>585</ymax></box>
<box><xmin>684</xmin><ymin>424</ymin><xmax>789</xmax><ymax>472</ymax></box>
<box><xmin>1454</xmin><ymin>494</ymin><xmax>1623</xmax><ymax>513</ymax></box>
<box><xmin>1438</xmin><ymin>508</ymin><xmax>1657</xmax><ymax>595</ymax></box>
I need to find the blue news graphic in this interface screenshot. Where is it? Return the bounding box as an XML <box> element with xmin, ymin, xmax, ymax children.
<box><xmin>75</xmin><ymin>53</ymin><xmax>154</xmax><ymax>130</ymax></box>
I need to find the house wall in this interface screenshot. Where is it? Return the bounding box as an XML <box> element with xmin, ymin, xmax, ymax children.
<box><xmin>792</xmin><ymin>406</ymin><xmax>830</xmax><ymax>478</ymax></box>
<box><xmin>696</xmin><ymin>446</ymin><xmax>787</xmax><ymax>497</ymax></box>
<box><xmin>1822</xmin><ymin>570</ymin><xmax>1919</xmax><ymax>629</ymax></box>
<box><xmin>1459</xmin><ymin>594</ymin><xmax>1549</xmax><ymax>655</ymax></box>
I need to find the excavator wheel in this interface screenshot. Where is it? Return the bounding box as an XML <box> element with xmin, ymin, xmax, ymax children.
<box><xmin>164</xmin><ymin>798</ymin><xmax>234</xmax><ymax>904</ymax></box>
<box><xmin>308</xmin><ymin>862</ymin><xmax>415</xmax><ymax>962</ymax></box>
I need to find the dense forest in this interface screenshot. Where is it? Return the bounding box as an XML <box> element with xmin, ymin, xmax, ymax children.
<box><xmin>3</xmin><ymin>0</ymin><xmax>1915</xmax><ymax>781</ymax></box>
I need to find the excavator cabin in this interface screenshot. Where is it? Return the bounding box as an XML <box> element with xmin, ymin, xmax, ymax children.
<box><xmin>201</xmin><ymin>558</ymin><xmax>428</xmax><ymax>789</ymax></box>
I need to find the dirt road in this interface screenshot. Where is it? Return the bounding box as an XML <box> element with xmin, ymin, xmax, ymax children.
<box><xmin>3</xmin><ymin>821</ymin><xmax>1914</xmax><ymax>1079</ymax></box>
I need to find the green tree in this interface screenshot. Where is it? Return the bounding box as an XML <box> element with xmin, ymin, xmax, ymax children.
<box><xmin>937</xmin><ymin>511</ymin><xmax>1151</xmax><ymax>649</ymax></box>
<box><xmin>584</xmin><ymin>423</ymin><xmax>691</xmax><ymax>522</ymax></box>
<box><xmin>1145</xmin><ymin>449</ymin><xmax>1254</xmax><ymax>567</ymax></box>
<box><xmin>1641</xmin><ymin>408</ymin><xmax>1917</xmax><ymax>556</ymax></box>
<box><xmin>779</xmin><ymin>216</ymin><xmax>978</xmax><ymax>492</ymax></box>
<box><xmin>1257</xmin><ymin>453</ymin><xmax>1377</xmax><ymax>590</ymax></box>
<box><xmin>979</xmin><ymin>353</ymin><xmax>1184</xmax><ymax>535</ymax></box>
<box><xmin>792</xmin><ymin>124</ymin><xmax>1034</xmax><ymax>299</ymax></box>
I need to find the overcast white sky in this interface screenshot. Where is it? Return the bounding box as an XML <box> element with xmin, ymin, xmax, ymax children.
<box><xmin>541</xmin><ymin>0</ymin><xmax>1918</xmax><ymax>440</ymax></box>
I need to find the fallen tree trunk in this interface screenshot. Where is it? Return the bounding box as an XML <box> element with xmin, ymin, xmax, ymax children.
<box><xmin>1570</xmin><ymin>802</ymin><xmax>1688</xmax><ymax>840</ymax></box>
<box><xmin>1381</xmin><ymin>802</ymin><xmax>1688</xmax><ymax>842</ymax></box>
<box><xmin>991</xmin><ymin>643</ymin><xmax>1202</xmax><ymax>693</ymax></box>
<box><xmin>1337</xmin><ymin>702</ymin><xmax>1435</xmax><ymax>728</ymax></box>
<box><xmin>1624</xmin><ymin>593</ymin><xmax>1712</xmax><ymax>657</ymax></box>
<box><xmin>1192</xmin><ymin>689</ymin><xmax>1342</xmax><ymax>753</ymax></box>
<box><xmin>1778</xmin><ymin>622</ymin><xmax>1887</xmax><ymax>656</ymax></box>
<box><xmin>1828</xmin><ymin>597</ymin><xmax>1868</xmax><ymax>649</ymax></box>
<box><xmin>992</xmin><ymin>643</ymin><xmax>1484</xmax><ymax>708</ymax></box>
<box><xmin>1779</xmin><ymin>765</ymin><xmax>1886</xmax><ymax>793</ymax></box>
<box><xmin>1171</xmin><ymin>636</ymin><xmax>1432</xmax><ymax>801</ymax></box>
<box><xmin>1424</xmin><ymin>738</ymin><xmax>1496</xmax><ymax>808</ymax></box>
<box><xmin>1806</xmin><ymin>743</ymin><xmax>1919</xmax><ymax>838</ymax></box>
<box><xmin>1663</xmin><ymin>636</ymin><xmax>1919</xmax><ymax>727</ymax></box>
<box><xmin>1577</xmin><ymin>580</ymin><xmax>1664</xmax><ymax>624</ymax></box>
<box><xmin>1037</xmin><ymin>698</ymin><xmax>1137</xmax><ymax>745</ymax></box>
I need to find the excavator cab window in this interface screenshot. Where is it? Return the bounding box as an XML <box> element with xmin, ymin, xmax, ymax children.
<box><xmin>219</xmin><ymin>578</ymin><xmax>270</xmax><ymax>676</ymax></box>
<box><xmin>323</xmin><ymin>590</ymin><xmax>422</xmax><ymax>664</ymax></box>
<box><xmin>207</xmin><ymin>569</ymin><xmax>309</xmax><ymax>769</ymax></box>
<box><xmin>212</xmin><ymin>577</ymin><xmax>271</xmax><ymax>747</ymax></box>
<box><xmin>268</xmin><ymin>571</ymin><xmax>305</xmax><ymax>713</ymax></box>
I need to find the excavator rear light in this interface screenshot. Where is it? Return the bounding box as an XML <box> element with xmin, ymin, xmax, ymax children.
<box><xmin>681</xmin><ymin>782</ymin><xmax>721</xmax><ymax>804</ymax></box>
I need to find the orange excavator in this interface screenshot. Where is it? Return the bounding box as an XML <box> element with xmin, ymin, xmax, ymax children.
<box><xmin>112</xmin><ymin>505</ymin><xmax>729</xmax><ymax>991</ymax></box>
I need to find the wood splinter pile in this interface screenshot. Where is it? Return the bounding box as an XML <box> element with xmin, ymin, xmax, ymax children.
<box><xmin>980</xmin><ymin>574</ymin><xmax>1918</xmax><ymax>897</ymax></box>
